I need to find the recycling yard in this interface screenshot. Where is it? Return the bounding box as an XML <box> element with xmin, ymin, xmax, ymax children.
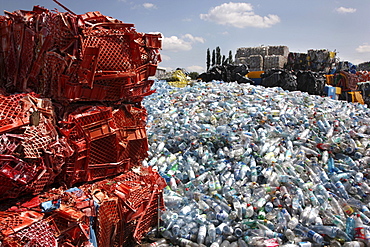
<box><xmin>1</xmin><ymin>1</ymin><xmax>370</xmax><ymax>247</ymax></box>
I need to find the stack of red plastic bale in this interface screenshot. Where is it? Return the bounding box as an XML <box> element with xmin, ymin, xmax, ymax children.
<box><xmin>0</xmin><ymin>4</ymin><xmax>165</xmax><ymax>247</ymax></box>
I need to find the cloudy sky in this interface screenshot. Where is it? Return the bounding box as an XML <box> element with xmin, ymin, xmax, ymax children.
<box><xmin>2</xmin><ymin>0</ymin><xmax>370</xmax><ymax>73</ymax></box>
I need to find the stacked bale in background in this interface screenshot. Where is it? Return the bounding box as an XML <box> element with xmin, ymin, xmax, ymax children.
<box><xmin>264</xmin><ymin>55</ymin><xmax>288</xmax><ymax>71</ymax></box>
<box><xmin>235</xmin><ymin>45</ymin><xmax>289</xmax><ymax>71</ymax></box>
<box><xmin>285</xmin><ymin>49</ymin><xmax>337</xmax><ymax>72</ymax></box>
<box><xmin>246</xmin><ymin>55</ymin><xmax>264</xmax><ymax>71</ymax></box>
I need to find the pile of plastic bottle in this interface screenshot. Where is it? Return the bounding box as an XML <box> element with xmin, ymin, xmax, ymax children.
<box><xmin>142</xmin><ymin>80</ymin><xmax>370</xmax><ymax>247</ymax></box>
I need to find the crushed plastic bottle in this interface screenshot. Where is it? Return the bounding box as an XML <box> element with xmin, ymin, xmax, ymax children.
<box><xmin>143</xmin><ymin>80</ymin><xmax>370</xmax><ymax>247</ymax></box>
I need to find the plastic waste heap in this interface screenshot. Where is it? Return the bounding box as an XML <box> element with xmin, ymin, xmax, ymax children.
<box><xmin>143</xmin><ymin>80</ymin><xmax>370</xmax><ymax>247</ymax></box>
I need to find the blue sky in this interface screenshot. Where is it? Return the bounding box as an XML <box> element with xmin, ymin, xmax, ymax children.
<box><xmin>2</xmin><ymin>0</ymin><xmax>370</xmax><ymax>73</ymax></box>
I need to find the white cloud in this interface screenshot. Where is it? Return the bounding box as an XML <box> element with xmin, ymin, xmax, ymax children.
<box><xmin>335</xmin><ymin>7</ymin><xmax>356</xmax><ymax>14</ymax></box>
<box><xmin>356</xmin><ymin>44</ymin><xmax>370</xmax><ymax>53</ymax></box>
<box><xmin>162</xmin><ymin>34</ymin><xmax>205</xmax><ymax>52</ymax></box>
<box><xmin>143</xmin><ymin>3</ymin><xmax>157</xmax><ymax>9</ymax></box>
<box><xmin>200</xmin><ymin>2</ymin><xmax>280</xmax><ymax>28</ymax></box>
<box><xmin>187</xmin><ymin>65</ymin><xmax>205</xmax><ymax>73</ymax></box>
<box><xmin>182</xmin><ymin>34</ymin><xmax>205</xmax><ymax>44</ymax></box>
<box><xmin>162</xmin><ymin>36</ymin><xmax>192</xmax><ymax>51</ymax></box>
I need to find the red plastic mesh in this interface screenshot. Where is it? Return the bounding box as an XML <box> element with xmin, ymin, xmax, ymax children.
<box><xmin>112</xmin><ymin>167</ymin><xmax>166</xmax><ymax>245</ymax></box>
<box><xmin>112</xmin><ymin>105</ymin><xmax>147</xmax><ymax>129</ymax></box>
<box><xmin>121</xmin><ymin>136</ymin><xmax>149</xmax><ymax>164</ymax></box>
<box><xmin>0</xmin><ymin>176</ymin><xmax>16</xmax><ymax>197</ymax></box>
<box><xmin>0</xmin><ymin>93</ymin><xmax>31</xmax><ymax>133</ymax></box>
<box><xmin>51</xmin><ymin>213</ymin><xmax>71</xmax><ymax>234</ymax></box>
<box><xmin>17</xmin><ymin>27</ymin><xmax>35</xmax><ymax>91</ymax></box>
<box><xmin>0</xmin><ymin>155</ymin><xmax>36</xmax><ymax>186</ymax></box>
<box><xmin>0</xmin><ymin>134</ymin><xmax>22</xmax><ymax>155</ymax></box>
<box><xmin>83</xmin><ymin>30</ymin><xmax>133</xmax><ymax>72</ymax></box>
<box><xmin>89</xmin><ymin>133</ymin><xmax>118</xmax><ymax>164</ymax></box>
<box><xmin>96</xmin><ymin>198</ymin><xmax>119</xmax><ymax>247</ymax></box>
<box><xmin>69</xmin><ymin>106</ymin><xmax>112</xmax><ymax>128</ymax></box>
<box><xmin>87</xmin><ymin>159</ymin><xmax>129</xmax><ymax>181</ymax></box>
<box><xmin>50</xmin><ymin>14</ymin><xmax>77</xmax><ymax>52</ymax></box>
<box><xmin>22</xmin><ymin>120</ymin><xmax>56</xmax><ymax>159</ymax></box>
<box><xmin>41</xmin><ymin>51</ymin><xmax>68</xmax><ymax>97</ymax></box>
<box><xmin>12</xmin><ymin>218</ymin><xmax>58</xmax><ymax>247</ymax></box>
<box><xmin>31</xmin><ymin>168</ymin><xmax>51</xmax><ymax>195</ymax></box>
<box><xmin>0</xmin><ymin>211</ymin><xmax>44</xmax><ymax>237</ymax></box>
<box><xmin>133</xmin><ymin>189</ymin><xmax>164</xmax><ymax>243</ymax></box>
<box><xmin>93</xmin><ymin>78</ymin><xmax>131</xmax><ymax>101</ymax></box>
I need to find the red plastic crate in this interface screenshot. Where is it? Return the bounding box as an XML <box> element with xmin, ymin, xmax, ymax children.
<box><xmin>0</xmin><ymin>134</ymin><xmax>22</xmax><ymax>155</ymax></box>
<box><xmin>62</xmin><ymin>139</ymin><xmax>90</xmax><ymax>186</ymax></box>
<box><xmin>120</xmin><ymin>79</ymin><xmax>155</xmax><ymax>103</ymax></box>
<box><xmin>144</xmin><ymin>33</ymin><xmax>162</xmax><ymax>49</ymax></box>
<box><xmin>11</xmin><ymin>218</ymin><xmax>58</xmax><ymax>247</ymax></box>
<box><xmin>1</xmin><ymin>7</ymin><xmax>161</xmax><ymax>102</ymax></box>
<box><xmin>112</xmin><ymin>105</ymin><xmax>147</xmax><ymax>129</ymax></box>
<box><xmin>21</xmin><ymin>120</ymin><xmax>56</xmax><ymax>159</ymax></box>
<box><xmin>82</xmin><ymin>23</ymin><xmax>138</xmax><ymax>70</ymax></box>
<box><xmin>86</xmin><ymin>159</ymin><xmax>130</xmax><ymax>181</ymax></box>
<box><xmin>96</xmin><ymin>198</ymin><xmax>120</xmax><ymax>247</ymax></box>
<box><xmin>50</xmin><ymin>13</ymin><xmax>77</xmax><ymax>53</ymax></box>
<box><xmin>0</xmin><ymin>155</ymin><xmax>36</xmax><ymax>186</ymax></box>
<box><xmin>0</xmin><ymin>211</ymin><xmax>44</xmax><ymax>237</ymax></box>
<box><xmin>136</xmin><ymin>64</ymin><xmax>158</xmax><ymax>82</ymax></box>
<box><xmin>67</xmin><ymin>106</ymin><xmax>112</xmax><ymax>128</ymax></box>
<box><xmin>133</xmin><ymin>188</ymin><xmax>164</xmax><ymax>243</ymax></box>
<box><xmin>120</xmin><ymin>137</ymin><xmax>148</xmax><ymax>166</ymax></box>
<box><xmin>17</xmin><ymin>27</ymin><xmax>35</xmax><ymax>91</ymax></box>
<box><xmin>41</xmin><ymin>51</ymin><xmax>68</xmax><ymax>98</ymax></box>
<box><xmin>0</xmin><ymin>93</ymin><xmax>32</xmax><ymax>134</ymax></box>
<box><xmin>112</xmin><ymin>167</ymin><xmax>166</xmax><ymax>245</ymax></box>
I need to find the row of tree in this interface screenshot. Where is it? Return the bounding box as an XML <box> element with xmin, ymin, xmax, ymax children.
<box><xmin>206</xmin><ymin>46</ymin><xmax>234</xmax><ymax>71</ymax></box>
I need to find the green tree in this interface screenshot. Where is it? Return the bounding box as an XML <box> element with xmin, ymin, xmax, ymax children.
<box><xmin>222</xmin><ymin>55</ymin><xmax>226</xmax><ymax>65</ymax></box>
<box><xmin>206</xmin><ymin>48</ymin><xmax>210</xmax><ymax>71</ymax></box>
<box><xmin>216</xmin><ymin>46</ymin><xmax>221</xmax><ymax>65</ymax></box>
<box><xmin>212</xmin><ymin>49</ymin><xmax>215</xmax><ymax>66</ymax></box>
<box><xmin>228</xmin><ymin>50</ymin><xmax>233</xmax><ymax>65</ymax></box>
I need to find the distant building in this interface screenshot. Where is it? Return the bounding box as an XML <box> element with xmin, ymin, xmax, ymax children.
<box><xmin>155</xmin><ymin>67</ymin><xmax>166</xmax><ymax>79</ymax></box>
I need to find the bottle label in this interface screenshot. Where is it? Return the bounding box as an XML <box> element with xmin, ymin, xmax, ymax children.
<box><xmin>264</xmin><ymin>238</ymin><xmax>279</xmax><ymax>247</ymax></box>
<box><xmin>344</xmin><ymin>205</ymin><xmax>354</xmax><ymax>215</ymax></box>
<box><xmin>355</xmin><ymin>227</ymin><xmax>370</xmax><ymax>240</ymax></box>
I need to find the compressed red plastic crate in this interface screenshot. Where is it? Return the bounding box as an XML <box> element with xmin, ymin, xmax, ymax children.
<box><xmin>0</xmin><ymin>8</ymin><xmax>162</xmax><ymax>102</ymax></box>
<box><xmin>59</xmin><ymin>104</ymin><xmax>148</xmax><ymax>186</ymax></box>
<box><xmin>0</xmin><ymin>4</ymin><xmax>164</xmax><ymax>246</ymax></box>
<box><xmin>0</xmin><ymin>93</ymin><xmax>71</xmax><ymax>200</ymax></box>
<box><xmin>113</xmin><ymin>166</ymin><xmax>166</xmax><ymax>245</ymax></box>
